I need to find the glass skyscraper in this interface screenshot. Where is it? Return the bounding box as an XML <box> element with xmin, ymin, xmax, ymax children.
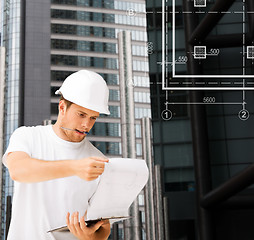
<box><xmin>1</xmin><ymin>1</ymin><xmax>22</xmax><ymax>236</ymax></box>
<box><xmin>49</xmin><ymin>0</ymin><xmax>150</xmax><ymax>158</ymax></box>
<box><xmin>0</xmin><ymin>0</ymin><xmax>150</xmax><ymax>238</ymax></box>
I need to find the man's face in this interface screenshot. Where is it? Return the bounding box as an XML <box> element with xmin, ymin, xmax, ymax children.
<box><xmin>59</xmin><ymin>101</ymin><xmax>99</xmax><ymax>142</ymax></box>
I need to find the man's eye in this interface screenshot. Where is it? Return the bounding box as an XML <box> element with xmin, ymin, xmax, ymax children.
<box><xmin>79</xmin><ymin>113</ymin><xmax>85</xmax><ymax>117</ymax></box>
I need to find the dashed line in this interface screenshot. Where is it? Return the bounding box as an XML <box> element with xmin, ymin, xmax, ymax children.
<box><xmin>167</xmin><ymin>81</ymin><xmax>254</xmax><ymax>86</ymax></box>
<box><xmin>169</xmin><ymin>82</ymin><xmax>180</xmax><ymax>84</ymax></box>
<box><xmin>166</xmin><ymin>11</ymin><xmax>253</xmax><ymax>15</ymax></box>
<box><xmin>150</xmin><ymin>82</ymin><xmax>162</xmax><ymax>84</ymax></box>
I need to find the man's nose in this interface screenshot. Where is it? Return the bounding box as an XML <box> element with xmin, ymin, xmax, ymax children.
<box><xmin>81</xmin><ymin>117</ymin><xmax>92</xmax><ymax>128</ymax></box>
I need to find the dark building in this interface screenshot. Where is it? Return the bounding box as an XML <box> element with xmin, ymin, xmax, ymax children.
<box><xmin>146</xmin><ymin>0</ymin><xmax>254</xmax><ymax>239</ymax></box>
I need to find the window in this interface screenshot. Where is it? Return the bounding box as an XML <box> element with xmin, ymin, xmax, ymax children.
<box><xmin>51</xmin><ymin>55</ymin><xmax>117</xmax><ymax>69</ymax></box>
<box><xmin>51</xmin><ymin>71</ymin><xmax>119</xmax><ymax>86</ymax></box>
<box><xmin>91</xmin><ymin>142</ymin><xmax>122</xmax><ymax>155</ymax></box>
<box><xmin>100</xmin><ymin>106</ymin><xmax>120</xmax><ymax>118</ymax></box>
<box><xmin>51</xmin><ymin>71</ymin><xmax>73</xmax><ymax>81</ymax></box>
<box><xmin>91</xmin><ymin>122</ymin><xmax>121</xmax><ymax>137</ymax></box>
<box><xmin>51</xmin><ymin>9</ymin><xmax>115</xmax><ymax>24</ymax></box>
<box><xmin>109</xmin><ymin>89</ymin><xmax>120</xmax><ymax>101</ymax></box>
<box><xmin>134</xmin><ymin>91</ymin><xmax>151</xmax><ymax>103</ymax></box>
<box><xmin>134</xmin><ymin>107</ymin><xmax>151</xmax><ymax>119</ymax></box>
<box><xmin>51</xmin><ymin>103</ymin><xmax>59</xmax><ymax>115</ymax></box>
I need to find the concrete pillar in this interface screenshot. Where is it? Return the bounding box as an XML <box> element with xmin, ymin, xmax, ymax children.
<box><xmin>118</xmin><ymin>30</ymin><xmax>142</xmax><ymax>240</ymax></box>
<box><xmin>155</xmin><ymin>165</ymin><xmax>165</xmax><ymax>240</ymax></box>
<box><xmin>141</xmin><ymin>117</ymin><xmax>157</xmax><ymax>240</ymax></box>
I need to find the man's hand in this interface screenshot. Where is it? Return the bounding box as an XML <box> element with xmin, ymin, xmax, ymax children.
<box><xmin>72</xmin><ymin>157</ymin><xmax>109</xmax><ymax>181</ymax></box>
<box><xmin>66</xmin><ymin>212</ymin><xmax>111</xmax><ymax>240</ymax></box>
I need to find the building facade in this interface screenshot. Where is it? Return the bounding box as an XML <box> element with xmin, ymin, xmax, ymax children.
<box><xmin>0</xmin><ymin>0</ymin><xmax>150</xmax><ymax>239</ymax></box>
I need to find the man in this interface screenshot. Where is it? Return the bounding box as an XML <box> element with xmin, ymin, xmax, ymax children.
<box><xmin>2</xmin><ymin>70</ymin><xmax>111</xmax><ymax>240</ymax></box>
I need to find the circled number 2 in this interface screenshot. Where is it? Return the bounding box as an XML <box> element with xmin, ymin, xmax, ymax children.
<box><xmin>238</xmin><ymin>110</ymin><xmax>249</xmax><ymax>121</ymax></box>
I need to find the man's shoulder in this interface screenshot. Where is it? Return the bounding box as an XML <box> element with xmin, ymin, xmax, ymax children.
<box><xmin>13</xmin><ymin>125</ymin><xmax>50</xmax><ymax>136</ymax></box>
<box><xmin>16</xmin><ymin>125</ymin><xmax>49</xmax><ymax>130</ymax></box>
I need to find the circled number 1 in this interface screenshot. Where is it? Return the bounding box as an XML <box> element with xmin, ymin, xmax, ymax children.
<box><xmin>161</xmin><ymin>110</ymin><xmax>172</xmax><ymax>120</ymax></box>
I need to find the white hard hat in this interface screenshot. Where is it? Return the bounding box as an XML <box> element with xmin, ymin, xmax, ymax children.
<box><xmin>55</xmin><ymin>70</ymin><xmax>110</xmax><ymax>115</ymax></box>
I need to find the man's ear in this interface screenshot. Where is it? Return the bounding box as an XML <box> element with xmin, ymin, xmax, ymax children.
<box><xmin>58</xmin><ymin>100</ymin><xmax>67</xmax><ymax>115</ymax></box>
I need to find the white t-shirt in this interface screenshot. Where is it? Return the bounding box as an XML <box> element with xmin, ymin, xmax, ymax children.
<box><xmin>2</xmin><ymin>125</ymin><xmax>105</xmax><ymax>240</ymax></box>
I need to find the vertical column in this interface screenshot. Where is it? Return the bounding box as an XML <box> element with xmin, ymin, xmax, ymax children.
<box><xmin>182</xmin><ymin>1</ymin><xmax>213</xmax><ymax>240</ymax></box>
<box><xmin>141</xmin><ymin>117</ymin><xmax>157</xmax><ymax>240</ymax></box>
<box><xmin>112</xmin><ymin>224</ymin><xmax>119</xmax><ymax>240</ymax></box>
<box><xmin>5</xmin><ymin>196</ymin><xmax>11</xmax><ymax>240</ymax></box>
<box><xmin>0</xmin><ymin>46</ymin><xmax>6</xmax><ymax>213</ymax></box>
<box><xmin>163</xmin><ymin>196</ymin><xmax>170</xmax><ymax>240</ymax></box>
<box><xmin>118</xmin><ymin>31</ymin><xmax>141</xmax><ymax>240</ymax></box>
<box><xmin>246</xmin><ymin>0</ymin><xmax>254</xmax><ymax>39</ymax></box>
<box><xmin>155</xmin><ymin>165</ymin><xmax>165</xmax><ymax>240</ymax></box>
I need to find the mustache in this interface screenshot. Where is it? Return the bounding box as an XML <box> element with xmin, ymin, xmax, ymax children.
<box><xmin>61</xmin><ymin>127</ymin><xmax>90</xmax><ymax>135</ymax></box>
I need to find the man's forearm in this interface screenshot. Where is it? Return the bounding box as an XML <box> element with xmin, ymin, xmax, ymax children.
<box><xmin>7</xmin><ymin>152</ymin><xmax>75</xmax><ymax>183</ymax></box>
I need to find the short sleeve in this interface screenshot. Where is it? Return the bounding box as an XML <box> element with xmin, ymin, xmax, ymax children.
<box><xmin>2</xmin><ymin>127</ymin><xmax>32</xmax><ymax>167</ymax></box>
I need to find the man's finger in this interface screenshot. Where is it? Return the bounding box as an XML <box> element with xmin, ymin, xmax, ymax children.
<box><xmin>87</xmin><ymin>174</ymin><xmax>103</xmax><ymax>180</ymax></box>
<box><xmin>89</xmin><ymin>220</ymin><xmax>105</xmax><ymax>232</ymax></box>
<box><xmin>91</xmin><ymin>157</ymin><xmax>109</xmax><ymax>163</ymax></box>
<box><xmin>102</xmin><ymin>220</ymin><xmax>110</xmax><ymax>226</ymax></box>
<box><xmin>80</xmin><ymin>215</ymin><xmax>86</xmax><ymax>231</ymax></box>
<box><xmin>88</xmin><ymin>164</ymin><xmax>105</xmax><ymax>171</ymax></box>
<box><xmin>66</xmin><ymin>212</ymin><xmax>76</xmax><ymax>234</ymax></box>
<box><xmin>86</xmin><ymin>167</ymin><xmax>105</xmax><ymax>176</ymax></box>
<box><xmin>66</xmin><ymin>212</ymin><xmax>70</xmax><ymax>226</ymax></box>
<box><xmin>69</xmin><ymin>212</ymin><xmax>77</xmax><ymax>233</ymax></box>
<box><xmin>91</xmin><ymin>161</ymin><xmax>106</xmax><ymax>169</ymax></box>
<box><xmin>73</xmin><ymin>212</ymin><xmax>80</xmax><ymax>233</ymax></box>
